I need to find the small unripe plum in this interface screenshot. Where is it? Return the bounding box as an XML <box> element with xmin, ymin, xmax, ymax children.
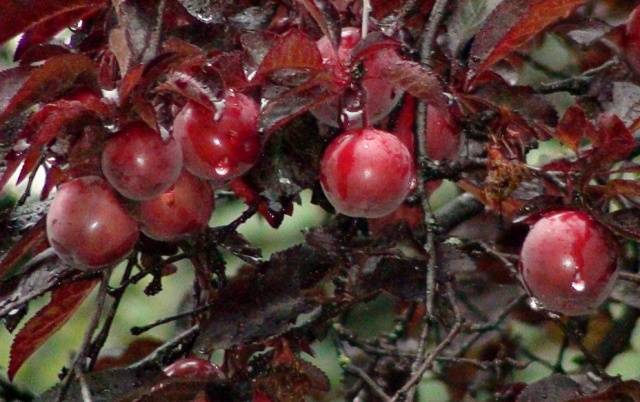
<box><xmin>46</xmin><ymin>176</ymin><xmax>139</xmax><ymax>270</ymax></box>
<box><xmin>102</xmin><ymin>122</ymin><xmax>183</xmax><ymax>200</ymax></box>
<box><xmin>520</xmin><ymin>210</ymin><xmax>619</xmax><ymax>316</ymax></box>
<box><xmin>173</xmin><ymin>91</ymin><xmax>260</xmax><ymax>184</ymax></box>
<box><xmin>320</xmin><ymin>128</ymin><xmax>414</xmax><ymax>218</ymax></box>
<box><xmin>138</xmin><ymin>172</ymin><xmax>214</xmax><ymax>242</ymax></box>
<box><xmin>311</xmin><ymin>27</ymin><xmax>403</xmax><ymax>127</ymax></box>
<box><xmin>163</xmin><ymin>357</ymin><xmax>224</xmax><ymax>380</ymax></box>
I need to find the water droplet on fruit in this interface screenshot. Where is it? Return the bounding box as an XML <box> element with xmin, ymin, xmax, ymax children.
<box><xmin>528</xmin><ymin>297</ymin><xmax>544</xmax><ymax>311</ymax></box>
<box><xmin>215</xmin><ymin>157</ymin><xmax>231</xmax><ymax>176</ymax></box>
<box><xmin>571</xmin><ymin>272</ymin><xmax>586</xmax><ymax>292</ymax></box>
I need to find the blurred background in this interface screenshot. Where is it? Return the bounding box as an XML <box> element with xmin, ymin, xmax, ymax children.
<box><xmin>3</xmin><ymin>5</ymin><xmax>640</xmax><ymax>399</ymax></box>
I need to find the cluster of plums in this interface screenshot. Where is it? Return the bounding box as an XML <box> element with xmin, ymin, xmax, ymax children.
<box><xmin>45</xmin><ymin>27</ymin><xmax>621</xmax><ymax>317</ymax></box>
<box><xmin>46</xmin><ymin>91</ymin><xmax>260</xmax><ymax>270</ymax></box>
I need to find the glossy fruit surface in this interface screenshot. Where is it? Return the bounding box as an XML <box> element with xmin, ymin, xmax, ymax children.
<box><xmin>320</xmin><ymin>128</ymin><xmax>414</xmax><ymax>218</ymax></box>
<box><xmin>173</xmin><ymin>92</ymin><xmax>260</xmax><ymax>184</ymax></box>
<box><xmin>46</xmin><ymin>176</ymin><xmax>139</xmax><ymax>270</ymax></box>
<box><xmin>102</xmin><ymin>122</ymin><xmax>183</xmax><ymax>200</ymax></box>
<box><xmin>138</xmin><ymin>172</ymin><xmax>214</xmax><ymax>242</ymax></box>
<box><xmin>520</xmin><ymin>210</ymin><xmax>619</xmax><ymax>316</ymax></box>
<box><xmin>163</xmin><ymin>357</ymin><xmax>224</xmax><ymax>380</ymax></box>
<box><xmin>311</xmin><ymin>27</ymin><xmax>402</xmax><ymax>127</ymax></box>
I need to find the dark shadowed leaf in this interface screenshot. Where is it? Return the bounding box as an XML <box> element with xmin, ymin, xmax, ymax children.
<box><xmin>446</xmin><ymin>0</ymin><xmax>501</xmax><ymax>57</ymax></box>
<box><xmin>256</xmin><ymin>29</ymin><xmax>323</xmax><ymax>81</ymax></box>
<box><xmin>247</xmin><ymin>113</ymin><xmax>323</xmax><ymax>204</ymax></box>
<box><xmin>0</xmin><ymin>219</ymin><xmax>48</xmax><ymax>281</ymax></box>
<box><xmin>0</xmin><ymin>0</ymin><xmax>107</xmax><ymax>46</ymax></box>
<box><xmin>207</xmin><ymin>51</ymin><xmax>251</xmax><ymax>89</ymax></box>
<box><xmin>567</xmin><ymin>380</ymin><xmax>640</xmax><ymax>401</ymax></box>
<box><xmin>295</xmin><ymin>0</ymin><xmax>341</xmax><ymax>50</ymax></box>
<box><xmin>208</xmin><ymin>229</ymin><xmax>263</xmax><ymax>265</ymax></box>
<box><xmin>0</xmin><ymin>67</ymin><xmax>32</xmax><ymax>123</ymax></box>
<box><xmin>384</xmin><ymin>60</ymin><xmax>450</xmax><ymax>113</ymax></box>
<box><xmin>112</xmin><ymin>0</ymin><xmax>167</xmax><ymax>73</ymax></box>
<box><xmin>0</xmin><ymin>254</ymin><xmax>77</xmax><ymax>319</ymax></box>
<box><xmin>8</xmin><ymin>279</ymin><xmax>98</xmax><ymax>380</ymax></box>
<box><xmin>259</xmin><ymin>75</ymin><xmax>337</xmax><ymax>133</ymax></box>
<box><xmin>195</xmin><ymin>245</ymin><xmax>336</xmax><ymax>351</ymax></box>
<box><xmin>0</xmin><ymin>54</ymin><xmax>98</xmax><ymax>125</ymax></box>
<box><xmin>516</xmin><ymin>374</ymin><xmax>581</xmax><ymax>402</ymax></box>
<box><xmin>469</xmin><ymin>0</ymin><xmax>587</xmax><ymax>81</ymax></box>
<box><xmin>357</xmin><ymin>255</ymin><xmax>426</xmax><ymax>300</ymax></box>
<box><xmin>598</xmin><ymin>208</ymin><xmax>640</xmax><ymax>242</ymax></box>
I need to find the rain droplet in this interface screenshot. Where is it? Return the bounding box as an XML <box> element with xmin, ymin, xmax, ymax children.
<box><xmin>527</xmin><ymin>297</ymin><xmax>544</xmax><ymax>311</ymax></box>
<box><xmin>214</xmin><ymin>157</ymin><xmax>230</xmax><ymax>176</ymax></box>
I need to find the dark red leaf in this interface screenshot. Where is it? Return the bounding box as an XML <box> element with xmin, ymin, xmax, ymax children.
<box><xmin>112</xmin><ymin>0</ymin><xmax>167</xmax><ymax>72</ymax></box>
<box><xmin>590</xmin><ymin>113</ymin><xmax>635</xmax><ymax>166</ymax></box>
<box><xmin>469</xmin><ymin>0</ymin><xmax>587</xmax><ymax>82</ymax></box>
<box><xmin>0</xmin><ymin>67</ymin><xmax>32</xmax><ymax>120</ymax></box>
<box><xmin>14</xmin><ymin>6</ymin><xmax>101</xmax><ymax>61</ymax></box>
<box><xmin>8</xmin><ymin>279</ymin><xmax>97</xmax><ymax>380</ymax></box>
<box><xmin>295</xmin><ymin>0</ymin><xmax>341</xmax><ymax>50</ymax></box>
<box><xmin>555</xmin><ymin>105</ymin><xmax>595</xmax><ymax>151</ymax></box>
<box><xmin>598</xmin><ymin>208</ymin><xmax>640</xmax><ymax>242</ymax></box>
<box><xmin>256</xmin><ymin>29</ymin><xmax>323</xmax><ymax>81</ymax></box>
<box><xmin>384</xmin><ymin>60</ymin><xmax>450</xmax><ymax>113</ymax></box>
<box><xmin>350</xmin><ymin>31</ymin><xmax>401</xmax><ymax>63</ymax></box>
<box><xmin>0</xmin><ymin>0</ymin><xmax>107</xmax><ymax>46</ymax></box>
<box><xmin>0</xmin><ymin>219</ymin><xmax>48</xmax><ymax>281</ymax></box>
<box><xmin>16</xmin><ymin>44</ymin><xmax>71</xmax><ymax>65</ymax></box>
<box><xmin>207</xmin><ymin>51</ymin><xmax>251</xmax><ymax>89</ymax></box>
<box><xmin>0</xmin><ymin>54</ymin><xmax>98</xmax><ymax>125</ymax></box>
<box><xmin>259</xmin><ymin>74</ymin><xmax>337</xmax><ymax>133</ymax></box>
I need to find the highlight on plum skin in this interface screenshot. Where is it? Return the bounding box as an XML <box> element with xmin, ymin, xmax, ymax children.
<box><xmin>173</xmin><ymin>91</ymin><xmax>260</xmax><ymax>185</ymax></box>
<box><xmin>519</xmin><ymin>210</ymin><xmax>619</xmax><ymax>316</ymax></box>
<box><xmin>102</xmin><ymin>122</ymin><xmax>183</xmax><ymax>201</ymax></box>
<box><xmin>320</xmin><ymin>128</ymin><xmax>414</xmax><ymax>219</ymax></box>
<box><xmin>311</xmin><ymin>27</ymin><xmax>403</xmax><ymax>128</ymax></box>
<box><xmin>138</xmin><ymin>171</ymin><xmax>214</xmax><ymax>242</ymax></box>
<box><xmin>46</xmin><ymin>176</ymin><xmax>139</xmax><ymax>270</ymax></box>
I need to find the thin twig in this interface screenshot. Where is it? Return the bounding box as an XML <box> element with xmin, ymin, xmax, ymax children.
<box><xmin>392</xmin><ymin>321</ymin><xmax>463</xmax><ymax>401</ymax></box>
<box><xmin>56</xmin><ymin>270</ymin><xmax>112</xmax><ymax>402</ymax></box>
<box><xmin>344</xmin><ymin>365</ymin><xmax>391</xmax><ymax>401</ymax></box>
<box><xmin>131</xmin><ymin>302</ymin><xmax>215</xmax><ymax>335</ymax></box>
<box><xmin>87</xmin><ymin>259</ymin><xmax>135</xmax><ymax>369</ymax></box>
<box><xmin>130</xmin><ymin>325</ymin><xmax>200</xmax><ymax>370</ymax></box>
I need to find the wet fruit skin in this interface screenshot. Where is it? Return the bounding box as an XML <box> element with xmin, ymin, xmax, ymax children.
<box><xmin>520</xmin><ymin>210</ymin><xmax>619</xmax><ymax>316</ymax></box>
<box><xmin>311</xmin><ymin>27</ymin><xmax>403</xmax><ymax>127</ymax></box>
<box><xmin>46</xmin><ymin>176</ymin><xmax>139</xmax><ymax>270</ymax></box>
<box><xmin>163</xmin><ymin>357</ymin><xmax>224</xmax><ymax>380</ymax></box>
<box><xmin>102</xmin><ymin>122</ymin><xmax>183</xmax><ymax>201</ymax></box>
<box><xmin>173</xmin><ymin>91</ymin><xmax>260</xmax><ymax>185</ymax></box>
<box><xmin>138</xmin><ymin>171</ymin><xmax>214</xmax><ymax>242</ymax></box>
<box><xmin>320</xmin><ymin>128</ymin><xmax>414</xmax><ymax>218</ymax></box>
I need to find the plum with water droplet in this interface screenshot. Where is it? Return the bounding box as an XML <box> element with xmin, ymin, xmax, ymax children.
<box><xmin>173</xmin><ymin>91</ymin><xmax>260</xmax><ymax>185</ymax></box>
<box><xmin>520</xmin><ymin>210</ymin><xmax>619</xmax><ymax>316</ymax></box>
